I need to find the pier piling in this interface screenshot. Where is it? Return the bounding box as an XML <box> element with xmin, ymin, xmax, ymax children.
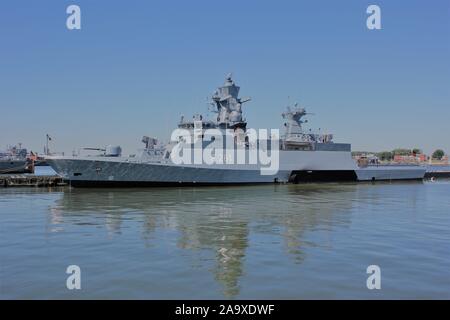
<box><xmin>0</xmin><ymin>175</ymin><xmax>66</xmax><ymax>187</ymax></box>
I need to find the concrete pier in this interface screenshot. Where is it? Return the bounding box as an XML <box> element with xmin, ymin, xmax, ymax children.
<box><xmin>0</xmin><ymin>175</ymin><xmax>66</xmax><ymax>187</ymax></box>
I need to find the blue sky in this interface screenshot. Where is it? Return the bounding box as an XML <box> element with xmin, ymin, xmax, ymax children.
<box><xmin>1</xmin><ymin>0</ymin><xmax>449</xmax><ymax>155</ymax></box>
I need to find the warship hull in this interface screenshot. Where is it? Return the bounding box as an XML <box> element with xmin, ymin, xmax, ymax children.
<box><xmin>0</xmin><ymin>160</ymin><xmax>33</xmax><ymax>174</ymax></box>
<box><xmin>47</xmin><ymin>150</ymin><xmax>426</xmax><ymax>187</ymax></box>
<box><xmin>47</xmin><ymin>158</ymin><xmax>288</xmax><ymax>187</ymax></box>
<box><xmin>355</xmin><ymin>166</ymin><xmax>426</xmax><ymax>181</ymax></box>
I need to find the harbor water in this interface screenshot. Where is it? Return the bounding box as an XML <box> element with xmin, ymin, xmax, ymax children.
<box><xmin>1</xmin><ymin>172</ymin><xmax>449</xmax><ymax>299</ymax></box>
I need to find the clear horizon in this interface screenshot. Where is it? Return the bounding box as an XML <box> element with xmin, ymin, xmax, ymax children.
<box><xmin>1</xmin><ymin>0</ymin><xmax>449</xmax><ymax>156</ymax></box>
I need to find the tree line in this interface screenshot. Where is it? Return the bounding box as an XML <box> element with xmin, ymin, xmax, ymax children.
<box><xmin>352</xmin><ymin>148</ymin><xmax>446</xmax><ymax>161</ymax></box>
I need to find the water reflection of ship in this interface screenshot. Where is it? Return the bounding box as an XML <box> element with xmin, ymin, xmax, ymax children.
<box><xmin>175</xmin><ymin>204</ymin><xmax>248</xmax><ymax>297</ymax></box>
<box><xmin>50</xmin><ymin>185</ymin><xmax>355</xmax><ymax>297</ymax></box>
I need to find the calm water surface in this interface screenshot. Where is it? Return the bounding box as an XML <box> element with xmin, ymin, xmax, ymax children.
<box><xmin>1</xmin><ymin>180</ymin><xmax>449</xmax><ymax>299</ymax></box>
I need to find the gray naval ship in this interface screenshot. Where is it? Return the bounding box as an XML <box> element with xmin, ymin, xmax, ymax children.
<box><xmin>0</xmin><ymin>144</ymin><xmax>33</xmax><ymax>174</ymax></box>
<box><xmin>47</xmin><ymin>75</ymin><xmax>426</xmax><ymax>187</ymax></box>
